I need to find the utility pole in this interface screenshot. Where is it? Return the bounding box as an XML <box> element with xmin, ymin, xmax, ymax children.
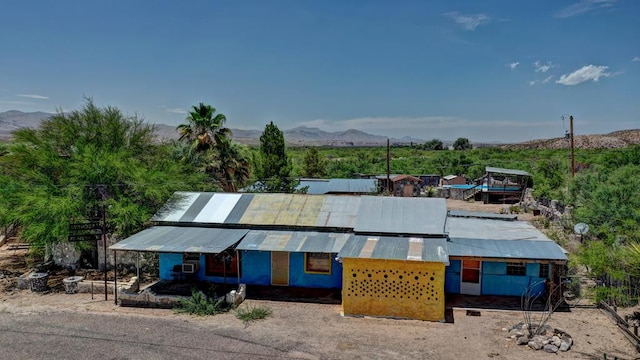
<box><xmin>386</xmin><ymin>139</ymin><xmax>391</xmax><ymax>195</ymax></box>
<box><xmin>570</xmin><ymin>116</ymin><xmax>575</xmax><ymax>177</ymax></box>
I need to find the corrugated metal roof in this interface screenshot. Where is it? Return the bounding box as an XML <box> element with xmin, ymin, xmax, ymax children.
<box><xmin>447</xmin><ymin>238</ymin><xmax>567</xmax><ymax>260</ymax></box>
<box><xmin>485</xmin><ymin>167</ymin><xmax>531</xmax><ymax>177</ymax></box>
<box><xmin>338</xmin><ymin>235</ymin><xmax>449</xmax><ymax>263</ymax></box>
<box><xmin>446</xmin><ymin>217</ymin><xmax>548</xmax><ymax>241</ymax></box>
<box><xmin>448</xmin><ymin>210</ymin><xmax>517</xmax><ymax>221</ymax></box>
<box><xmin>315</xmin><ymin>195</ymin><xmax>360</xmax><ymax>228</ymax></box>
<box><xmin>354</xmin><ymin>196</ymin><xmax>447</xmax><ymax>235</ymax></box>
<box><xmin>445</xmin><ymin>217</ymin><xmax>567</xmax><ymax>260</ymax></box>
<box><xmin>109</xmin><ymin>226</ymin><xmax>248</xmax><ymax>253</ymax></box>
<box><xmin>297</xmin><ymin>178</ymin><xmax>377</xmax><ymax>195</ymax></box>
<box><xmin>236</xmin><ymin>230</ymin><xmax>350</xmax><ymax>253</ymax></box>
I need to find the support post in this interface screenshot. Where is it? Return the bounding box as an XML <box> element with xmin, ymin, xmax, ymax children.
<box><xmin>386</xmin><ymin>138</ymin><xmax>391</xmax><ymax>195</ymax></box>
<box><xmin>570</xmin><ymin>115</ymin><xmax>575</xmax><ymax>177</ymax></box>
<box><xmin>102</xmin><ymin>203</ymin><xmax>107</xmax><ymax>301</ymax></box>
<box><xmin>114</xmin><ymin>250</ymin><xmax>118</xmax><ymax>305</ymax></box>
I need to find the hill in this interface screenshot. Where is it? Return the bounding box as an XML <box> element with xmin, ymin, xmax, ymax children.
<box><xmin>501</xmin><ymin>129</ymin><xmax>640</xmax><ymax>150</ymax></box>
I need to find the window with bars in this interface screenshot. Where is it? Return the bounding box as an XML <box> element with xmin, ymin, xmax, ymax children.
<box><xmin>506</xmin><ymin>262</ymin><xmax>526</xmax><ymax>276</ymax></box>
<box><xmin>539</xmin><ymin>263</ymin><xmax>550</xmax><ymax>279</ymax></box>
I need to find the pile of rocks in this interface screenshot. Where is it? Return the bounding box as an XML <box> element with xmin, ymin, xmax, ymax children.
<box><xmin>506</xmin><ymin>323</ymin><xmax>573</xmax><ymax>353</ymax></box>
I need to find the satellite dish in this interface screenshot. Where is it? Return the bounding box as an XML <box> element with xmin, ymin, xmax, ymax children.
<box><xmin>574</xmin><ymin>223</ymin><xmax>589</xmax><ymax>235</ymax></box>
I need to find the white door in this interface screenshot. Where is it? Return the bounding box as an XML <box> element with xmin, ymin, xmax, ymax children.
<box><xmin>460</xmin><ymin>259</ymin><xmax>482</xmax><ymax>295</ymax></box>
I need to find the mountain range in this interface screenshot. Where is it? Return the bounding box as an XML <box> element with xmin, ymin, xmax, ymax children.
<box><xmin>2</xmin><ymin>110</ymin><xmax>639</xmax><ymax>149</ymax></box>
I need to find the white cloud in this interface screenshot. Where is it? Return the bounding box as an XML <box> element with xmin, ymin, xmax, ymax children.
<box><xmin>554</xmin><ymin>0</ymin><xmax>616</xmax><ymax>18</ymax></box>
<box><xmin>508</xmin><ymin>62</ymin><xmax>519</xmax><ymax>70</ymax></box>
<box><xmin>528</xmin><ymin>76</ymin><xmax>554</xmax><ymax>86</ymax></box>
<box><xmin>17</xmin><ymin>94</ymin><xmax>49</xmax><ymax>100</ymax></box>
<box><xmin>632</xmin><ymin>56</ymin><xmax>640</xmax><ymax>62</ymax></box>
<box><xmin>443</xmin><ymin>12</ymin><xmax>491</xmax><ymax>30</ymax></box>
<box><xmin>556</xmin><ymin>65</ymin><xmax>612</xmax><ymax>85</ymax></box>
<box><xmin>160</xmin><ymin>105</ymin><xmax>187</xmax><ymax>114</ymax></box>
<box><xmin>533</xmin><ymin>61</ymin><xmax>554</xmax><ymax>73</ymax></box>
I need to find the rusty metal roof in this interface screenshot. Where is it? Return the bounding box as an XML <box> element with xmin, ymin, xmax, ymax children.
<box><xmin>109</xmin><ymin>226</ymin><xmax>248</xmax><ymax>253</ymax></box>
<box><xmin>236</xmin><ymin>230</ymin><xmax>350</xmax><ymax>253</ymax></box>
<box><xmin>338</xmin><ymin>235</ymin><xmax>449</xmax><ymax>263</ymax></box>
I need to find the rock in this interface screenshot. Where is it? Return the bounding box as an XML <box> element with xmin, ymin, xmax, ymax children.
<box><xmin>559</xmin><ymin>341</ymin><xmax>571</xmax><ymax>352</ymax></box>
<box><xmin>517</xmin><ymin>336</ymin><xmax>530</xmax><ymax>345</ymax></box>
<box><xmin>543</xmin><ymin>344</ymin><xmax>559</xmax><ymax>353</ymax></box>
<box><xmin>561</xmin><ymin>335</ymin><xmax>573</xmax><ymax>347</ymax></box>
<box><xmin>509</xmin><ymin>329</ymin><xmax>524</xmax><ymax>337</ymax></box>
<box><xmin>552</xmin><ymin>336</ymin><xmax>562</xmax><ymax>347</ymax></box>
<box><xmin>528</xmin><ymin>341</ymin><xmax>543</xmax><ymax>350</ymax></box>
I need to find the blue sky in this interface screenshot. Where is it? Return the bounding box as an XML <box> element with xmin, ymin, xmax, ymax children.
<box><xmin>1</xmin><ymin>0</ymin><xmax>638</xmax><ymax>142</ymax></box>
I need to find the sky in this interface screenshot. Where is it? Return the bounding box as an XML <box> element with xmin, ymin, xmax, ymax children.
<box><xmin>1</xmin><ymin>0</ymin><xmax>638</xmax><ymax>142</ymax></box>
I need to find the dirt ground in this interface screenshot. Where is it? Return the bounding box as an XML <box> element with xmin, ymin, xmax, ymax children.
<box><xmin>0</xmin><ymin>201</ymin><xmax>638</xmax><ymax>359</ymax></box>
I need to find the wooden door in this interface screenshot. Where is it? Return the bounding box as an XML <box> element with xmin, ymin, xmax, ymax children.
<box><xmin>403</xmin><ymin>184</ymin><xmax>414</xmax><ymax>197</ymax></box>
<box><xmin>271</xmin><ymin>252</ymin><xmax>289</xmax><ymax>286</ymax></box>
<box><xmin>460</xmin><ymin>259</ymin><xmax>482</xmax><ymax>295</ymax></box>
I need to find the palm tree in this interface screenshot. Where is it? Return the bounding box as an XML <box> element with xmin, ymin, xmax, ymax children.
<box><xmin>177</xmin><ymin>103</ymin><xmax>231</xmax><ymax>153</ymax></box>
<box><xmin>208</xmin><ymin>138</ymin><xmax>251</xmax><ymax>192</ymax></box>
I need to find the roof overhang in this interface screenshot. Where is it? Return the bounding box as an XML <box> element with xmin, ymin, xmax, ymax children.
<box><xmin>109</xmin><ymin>226</ymin><xmax>248</xmax><ymax>253</ymax></box>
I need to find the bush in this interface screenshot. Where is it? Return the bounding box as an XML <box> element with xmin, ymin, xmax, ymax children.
<box><xmin>174</xmin><ymin>288</ymin><xmax>234</xmax><ymax>316</ymax></box>
<box><xmin>235</xmin><ymin>304</ymin><xmax>272</xmax><ymax>324</ymax></box>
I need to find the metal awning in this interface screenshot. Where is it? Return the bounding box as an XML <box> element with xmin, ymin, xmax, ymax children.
<box><xmin>236</xmin><ymin>230</ymin><xmax>350</xmax><ymax>253</ymax></box>
<box><xmin>485</xmin><ymin>167</ymin><xmax>531</xmax><ymax>177</ymax></box>
<box><xmin>338</xmin><ymin>235</ymin><xmax>449</xmax><ymax>263</ymax></box>
<box><xmin>354</xmin><ymin>196</ymin><xmax>448</xmax><ymax>235</ymax></box>
<box><xmin>109</xmin><ymin>226</ymin><xmax>248</xmax><ymax>253</ymax></box>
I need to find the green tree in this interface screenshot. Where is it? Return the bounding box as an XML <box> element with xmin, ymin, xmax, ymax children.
<box><xmin>424</xmin><ymin>138</ymin><xmax>444</xmax><ymax>151</ymax></box>
<box><xmin>177</xmin><ymin>102</ymin><xmax>231</xmax><ymax>154</ymax></box>
<box><xmin>0</xmin><ymin>99</ymin><xmax>211</xmax><ymax>252</ymax></box>
<box><xmin>208</xmin><ymin>138</ymin><xmax>252</xmax><ymax>192</ymax></box>
<box><xmin>255</xmin><ymin>121</ymin><xmax>297</xmax><ymax>193</ymax></box>
<box><xmin>302</xmin><ymin>147</ymin><xmax>326</xmax><ymax>178</ymax></box>
<box><xmin>453</xmin><ymin>137</ymin><xmax>472</xmax><ymax>150</ymax></box>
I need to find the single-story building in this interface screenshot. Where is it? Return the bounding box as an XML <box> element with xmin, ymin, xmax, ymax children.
<box><xmin>110</xmin><ymin>192</ymin><xmax>567</xmax><ymax>321</ymax></box>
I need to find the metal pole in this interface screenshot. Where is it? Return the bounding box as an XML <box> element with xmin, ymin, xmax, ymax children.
<box><xmin>386</xmin><ymin>138</ymin><xmax>391</xmax><ymax>195</ymax></box>
<box><xmin>114</xmin><ymin>250</ymin><xmax>118</xmax><ymax>305</ymax></box>
<box><xmin>570</xmin><ymin>116</ymin><xmax>575</xmax><ymax>177</ymax></box>
<box><xmin>102</xmin><ymin>203</ymin><xmax>107</xmax><ymax>301</ymax></box>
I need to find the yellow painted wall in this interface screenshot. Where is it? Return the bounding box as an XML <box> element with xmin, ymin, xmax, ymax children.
<box><xmin>342</xmin><ymin>258</ymin><xmax>445</xmax><ymax>321</ymax></box>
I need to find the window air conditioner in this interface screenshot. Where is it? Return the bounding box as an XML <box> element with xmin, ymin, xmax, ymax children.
<box><xmin>182</xmin><ymin>262</ymin><xmax>197</xmax><ymax>273</ymax></box>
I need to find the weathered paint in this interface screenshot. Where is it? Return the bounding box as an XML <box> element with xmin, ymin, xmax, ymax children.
<box><xmin>159</xmin><ymin>253</ymin><xmax>185</xmax><ymax>280</ymax></box>
<box><xmin>444</xmin><ymin>259</ymin><xmax>461</xmax><ymax>293</ymax></box>
<box><xmin>238</xmin><ymin>250</ymin><xmax>342</xmax><ymax>288</ymax></box>
<box><xmin>342</xmin><ymin>258</ymin><xmax>445</xmax><ymax>321</ymax></box>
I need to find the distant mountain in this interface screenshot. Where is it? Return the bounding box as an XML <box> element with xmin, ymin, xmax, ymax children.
<box><xmin>0</xmin><ymin>111</ymin><xmax>422</xmax><ymax>146</ymax></box>
<box><xmin>0</xmin><ymin>110</ymin><xmax>52</xmax><ymax>140</ymax></box>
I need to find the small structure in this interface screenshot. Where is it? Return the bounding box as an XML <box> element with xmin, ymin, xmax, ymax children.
<box><xmin>444</xmin><ymin>212</ymin><xmax>567</xmax><ymax>296</ymax></box>
<box><xmin>376</xmin><ymin>174</ymin><xmax>424</xmax><ymax>197</ymax></box>
<box><xmin>464</xmin><ymin>167</ymin><xmax>531</xmax><ymax>203</ymax></box>
<box><xmin>440</xmin><ymin>175</ymin><xmax>467</xmax><ymax>186</ymax></box>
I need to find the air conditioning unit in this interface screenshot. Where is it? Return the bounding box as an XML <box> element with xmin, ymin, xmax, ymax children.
<box><xmin>182</xmin><ymin>262</ymin><xmax>198</xmax><ymax>273</ymax></box>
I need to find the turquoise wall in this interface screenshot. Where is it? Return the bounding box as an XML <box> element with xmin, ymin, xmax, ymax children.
<box><xmin>481</xmin><ymin>262</ymin><xmax>546</xmax><ymax>296</ymax></box>
<box><xmin>444</xmin><ymin>260</ymin><xmax>461</xmax><ymax>293</ymax></box>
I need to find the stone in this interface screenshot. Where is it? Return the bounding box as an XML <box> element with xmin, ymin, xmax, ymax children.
<box><xmin>543</xmin><ymin>344</ymin><xmax>559</xmax><ymax>353</ymax></box>
<box><xmin>528</xmin><ymin>341</ymin><xmax>543</xmax><ymax>350</ymax></box>
<box><xmin>517</xmin><ymin>336</ymin><xmax>530</xmax><ymax>345</ymax></box>
<box><xmin>552</xmin><ymin>336</ymin><xmax>562</xmax><ymax>347</ymax></box>
<box><xmin>561</xmin><ymin>335</ymin><xmax>573</xmax><ymax>347</ymax></box>
<box><xmin>509</xmin><ymin>329</ymin><xmax>524</xmax><ymax>337</ymax></box>
<box><xmin>559</xmin><ymin>341</ymin><xmax>571</xmax><ymax>352</ymax></box>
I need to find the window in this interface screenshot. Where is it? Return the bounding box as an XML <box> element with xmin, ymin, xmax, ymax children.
<box><xmin>205</xmin><ymin>250</ymin><xmax>239</xmax><ymax>277</ymax></box>
<box><xmin>506</xmin><ymin>262</ymin><xmax>526</xmax><ymax>276</ymax></box>
<box><xmin>461</xmin><ymin>259</ymin><xmax>481</xmax><ymax>283</ymax></box>
<box><xmin>305</xmin><ymin>252</ymin><xmax>331</xmax><ymax>274</ymax></box>
<box><xmin>183</xmin><ymin>253</ymin><xmax>200</xmax><ymax>263</ymax></box>
<box><xmin>539</xmin><ymin>263</ymin><xmax>550</xmax><ymax>279</ymax></box>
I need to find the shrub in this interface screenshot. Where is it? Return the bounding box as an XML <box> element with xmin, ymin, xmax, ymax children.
<box><xmin>174</xmin><ymin>288</ymin><xmax>234</xmax><ymax>316</ymax></box>
<box><xmin>235</xmin><ymin>304</ymin><xmax>272</xmax><ymax>324</ymax></box>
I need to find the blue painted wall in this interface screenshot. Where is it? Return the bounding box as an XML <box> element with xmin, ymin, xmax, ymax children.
<box><xmin>159</xmin><ymin>253</ymin><xmax>184</xmax><ymax>280</ymax></box>
<box><xmin>444</xmin><ymin>260</ymin><xmax>461</xmax><ymax>293</ymax></box>
<box><xmin>239</xmin><ymin>250</ymin><xmax>342</xmax><ymax>288</ymax></box>
<box><xmin>481</xmin><ymin>262</ymin><xmax>546</xmax><ymax>296</ymax></box>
